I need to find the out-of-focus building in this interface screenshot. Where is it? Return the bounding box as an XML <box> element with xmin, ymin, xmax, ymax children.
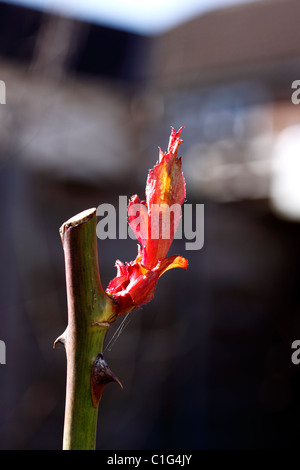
<box><xmin>147</xmin><ymin>0</ymin><xmax>300</xmax><ymax>211</ymax></box>
<box><xmin>0</xmin><ymin>4</ymin><xmax>151</xmax><ymax>187</ymax></box>
<box><xmin>2</xmin><ymin>0</ymin><xmax>300</xmax><ymax>204</ymax></box>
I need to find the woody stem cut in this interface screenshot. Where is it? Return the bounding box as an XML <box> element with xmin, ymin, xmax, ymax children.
<box><xmin>54</xmin><ymin>208</ymin><xmax>117</xmax><ymax>450</ymax></box>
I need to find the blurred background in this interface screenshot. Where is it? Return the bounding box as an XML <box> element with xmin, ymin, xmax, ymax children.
<box><xmin>1</xmin><ymin>0</ymin><xmax>300</xmax><ymax>450</ymax></box>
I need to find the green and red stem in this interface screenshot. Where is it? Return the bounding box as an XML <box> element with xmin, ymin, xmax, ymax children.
<box><xmin>54</xmin><ymin>208</ymin><xmax>120</xmax><ymax>450</ymax></box>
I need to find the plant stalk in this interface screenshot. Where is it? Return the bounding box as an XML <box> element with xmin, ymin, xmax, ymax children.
<box><xmin>55</xmin><ymin>208</ymin><xmax>117</xmax><ymax>450</ymax></box>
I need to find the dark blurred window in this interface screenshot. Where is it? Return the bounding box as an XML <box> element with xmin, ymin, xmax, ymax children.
<box><xmin>0</xmin><ymin>3</ymin><xmax>42</xmax><ymax>61</ymax></box>
<box><xmin>69</xmin><ymin>22</ymin><xmax>148</xmax><ymax>82</ymax></box>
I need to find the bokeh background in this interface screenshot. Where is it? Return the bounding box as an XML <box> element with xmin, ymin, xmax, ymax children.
<box><xmin>1</xmin><ymin>0</ymin><xmax>300</xmax><ymax>450</ymax></box>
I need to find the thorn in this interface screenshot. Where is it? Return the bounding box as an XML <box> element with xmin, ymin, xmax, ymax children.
<box><xmin>91</xmin><ymin>353</ymin><xmax>123</xmax><ymax>408</ymax></box>
<box><xmin>53</xmin><ymin>328</ymin><xmax>68</xmax><ymax>349</ymax></box>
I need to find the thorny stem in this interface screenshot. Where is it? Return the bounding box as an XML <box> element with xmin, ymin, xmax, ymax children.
<box><xmin>54</xmin><ymin>208</ymin><xmax>119</xmax><ymax>450</ymax></box>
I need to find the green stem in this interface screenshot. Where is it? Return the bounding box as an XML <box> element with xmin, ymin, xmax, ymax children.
<box><xmin>55</xmin><ymin>208</ymin><xmax>117</xmax><ymax>450</ymax></box>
